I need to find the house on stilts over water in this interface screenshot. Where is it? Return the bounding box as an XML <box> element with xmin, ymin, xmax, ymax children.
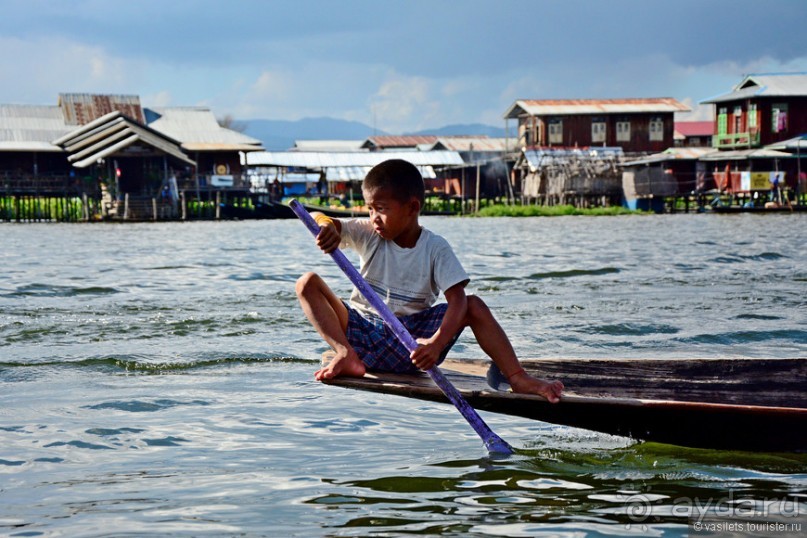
<box><xmin>503</xmin><ymin>97</ymin><xmax>689</xmax><ymax>208</ymax></box>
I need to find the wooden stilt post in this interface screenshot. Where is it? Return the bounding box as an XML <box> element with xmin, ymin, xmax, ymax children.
<box><xmin>475</xmin><ymin>164</ymin><xmax>481</xmax><ymax>213</ymax></box>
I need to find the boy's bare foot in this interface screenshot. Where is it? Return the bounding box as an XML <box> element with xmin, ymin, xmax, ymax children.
<box><xmin>315</xmin><ymin>351</ymin><xmax>366</xmax><ymax>381</ymax></box>
<box><xmin>508</xmin><ymin>371</ymin><xmax>564</xmax><ymax>403</ymax></box>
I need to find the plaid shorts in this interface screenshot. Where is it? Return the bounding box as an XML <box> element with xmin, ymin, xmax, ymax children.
<box><xmin>345</xmin><ymin>302</ymin><xmax>463</xmax><ymax>373</ymax></box>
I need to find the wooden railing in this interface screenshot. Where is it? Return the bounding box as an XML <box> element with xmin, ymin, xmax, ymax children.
<box><xmin>2</xmin><ymin>173</ymin><xmax>250</xmax><ymax>196</ymax></box>
<box><xmin>712</xmin><ymin>130</ymin><xmax>760</xmax><ymax>149</ymax></box>
<box><xmin>0</xmin><ymin>174</ymin><xmax>93</xmax><ymax>193</ymax></box>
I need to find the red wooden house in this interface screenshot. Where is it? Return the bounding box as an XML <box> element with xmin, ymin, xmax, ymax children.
<box><xmin>700</xmin><ymin>73</ymin><xmax>807</xmax><ymax>197</ymax></box>
<box><xmin>701</xmin><ymin>72</ymin><xmax>807</xmax><ymax>150</ymax></box>
<box><xmin>503</xmin><ymin>98</ymin><xmax>689</xmax><ymax>154</ymax></box>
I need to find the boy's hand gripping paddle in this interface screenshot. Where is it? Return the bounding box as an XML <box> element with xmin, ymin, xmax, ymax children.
<box><xmin>290</xmin><ymin>200</ymin><xmax>513</xmax><ymax>455</ymax></box>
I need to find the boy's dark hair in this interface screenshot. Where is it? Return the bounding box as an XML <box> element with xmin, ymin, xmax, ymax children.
<box><xmin>363</xmin><ymin>159</ymin><xmax>425</xmax><ymax>206</ymax></box>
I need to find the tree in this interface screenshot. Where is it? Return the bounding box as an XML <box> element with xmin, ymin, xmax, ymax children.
<box><xmin>217</xmin><ymin>114</ymin><xmax>247</xmax><ymax>133</ymax></box>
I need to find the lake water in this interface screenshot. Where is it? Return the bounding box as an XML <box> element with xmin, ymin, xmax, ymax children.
<box><xmin>1</xmin><ymin>214</ymin><xmax>805</xmax><ymax>537</ymax></box>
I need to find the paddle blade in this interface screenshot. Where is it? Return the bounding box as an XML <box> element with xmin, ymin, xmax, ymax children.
<box><xmin>485</xmin><ymin>436</ymin><xmax>515</xmax><ymax>455</ymax></box>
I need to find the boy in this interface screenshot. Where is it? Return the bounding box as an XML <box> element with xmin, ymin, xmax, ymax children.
<box><xmin>295</xmin><ymin>159</ymin><xmax>563</xmax><ymax>402</ymax></box>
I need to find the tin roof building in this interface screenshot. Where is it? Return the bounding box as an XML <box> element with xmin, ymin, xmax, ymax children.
<box><xmin>144</xmin><ymin>107</ymin><xmax>262</xmax><ymax>152</ymax></box>
<box><xmin>504</xmin><ymin>97</ymin><xmax>689</xmax><ymax>154</ymax></box>
<box><xmin>0</xmin><ymin>104</ymin><xmax>72</xmax><ymax>152</ymax></box>
<box><xmin>700</xmin><ymin>72</ymin><xmax>807</xmax><ymax>150</ymax></box>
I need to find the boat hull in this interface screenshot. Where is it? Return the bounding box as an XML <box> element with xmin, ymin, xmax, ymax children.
<box><xmin>325</xmin><ymin>357</ymin><xmax>807</xmax><ymax>452</ymax></box>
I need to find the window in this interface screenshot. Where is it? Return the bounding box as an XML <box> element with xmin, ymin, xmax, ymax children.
<box><xmin>649</xmin><ymin>117</ymin><xmax>664</xmax><ymax>141</ymax></box>
<box><xmin>520</xmin><ymin>117</ymin><xmax>540</xmax><ymax>146</ymax></box>
<box><xmin>734</xmin><ymin>106</ymin><xmax>744</xmax><ymax>134</ymax></box>
<box><xmin>520</xmin><ymin>122</ymin><xmax>533</xmax><ymax>146</ymax></box>
<box><xmin>616</xmin><ymin>120</ymin><xmax>631</xmax><ymax>142</ymax></box>
<box><xmin>591</xmin><ymin>118</ymin><xmax>606</xmax><ymax>143</ymax></box>
<box><xmin>772</xmin><ymin>103</ymin><xmax>788</xmax><ymax>133</ymax></box>
<box><xmin>748</xmin><ymin>103</ymin><xmax>758</xmax><ymax>130</ymax></box>
<box><xmin>548</xmin><ymin>119</ymin><xmax>563</xmax><ymax>144</ymax></box>
<box><xmin>717</xmin><ymin>107</ymin><xmax>728</xmax><ymax>135</ymax></box>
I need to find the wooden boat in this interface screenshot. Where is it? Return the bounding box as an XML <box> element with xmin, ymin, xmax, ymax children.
<box><xmin>259</xmin><ymin>201</ymin><xmax>365</xmax><ymax>219</ymax></box>
<box><xmin>255</xmin><ymin>201</ymin><xmax>295</xmax><ymax>219</ymax></box>
<box><xmin>711</xmin><ymin>205</ymin><xmax>805</xmax><ymax>214</ymax></box>
<box><xmin>301</xmin><ymin>202</ymin><xmax>369</xmax><ymax>218</ymax></box>
<box><xmin>215</xmin><ymin>201</ymin><xmax>300</xmax><ymax>220</ymax></box>
<box><xmin>218</xmin><ymin>203</ymin><xmax>261</xmax><ymax>220</ymax></box>
<box><xmin>325</xmin><ymin>357</ymin><xmax>807</xmax><ymax>452</ymax></box>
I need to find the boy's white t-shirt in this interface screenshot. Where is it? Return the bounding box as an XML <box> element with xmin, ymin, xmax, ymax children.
<box><xmin>339</xmin><ymin>219</ymin><xmax>470</xmax><ymax>317</ymax></box>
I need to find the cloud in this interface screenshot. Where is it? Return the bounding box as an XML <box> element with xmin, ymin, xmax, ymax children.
<box><xmin>676</xmin><ymin>99</ymin><xmax>714</xmax><ymax>122</ymax></box>
<box><xmin>368</xmin><ymin>75</ymin><xmax>442</xmax><ymax>133</ymax></box>
<box><xmin>147</xmin><ymin>91</ymin><xmax>174</xmax><ymax>108</ymax></box>
<box><xmin>248</xmin><ymin>71</ymin><xmax>291</xmax><ymax>103</ymax></box>
<box><xmin>2</xmin><ymin>0</ymin><xmax>807</xmax><ymax>133</ymax></box>
<box><xmin>0</xmin><ymin>35</ymin><xmax>140</xmax><ymax>103</ymax></box>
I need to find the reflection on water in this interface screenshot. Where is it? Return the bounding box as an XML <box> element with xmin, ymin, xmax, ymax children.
<box><xmin>1</xmin><ymin>215</ymin><xmax>805</xmax><ymax>536</ymax></box>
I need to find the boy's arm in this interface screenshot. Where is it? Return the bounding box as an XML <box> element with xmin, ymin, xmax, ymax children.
<box><xmin>312</xmin><ymin>212</ymin><xmax>342</xmax><ymax>253</ymax></box>
<box><xmin>410</xmin><ymin>282</ymin><xmax>468</xmax><ymax>371</ymax></box>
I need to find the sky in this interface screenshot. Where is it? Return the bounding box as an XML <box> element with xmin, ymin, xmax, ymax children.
<box><xmin>2</xmin><ymin>0</ymin><xmax>806</xmax><ymax>134</ymax></box>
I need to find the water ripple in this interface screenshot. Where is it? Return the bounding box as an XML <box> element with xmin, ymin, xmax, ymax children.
<box><xmin>527</xmin><ymin>267</ymin><xmax>621</xmax><ymax>279</ymax></box>
<box><xmin>6</xmin><ymin>283</ymin><xmax>121</xmax><ymax>297</ymax></box>
<box><xmin>1</xmin><ymin>216</ymin><xmax>805</xmax><ymax>537</ymax></box>
<box><xmin>84</xmin><ymin>399</ymin><xmax>211</xmax><ymax>413</ymax></box>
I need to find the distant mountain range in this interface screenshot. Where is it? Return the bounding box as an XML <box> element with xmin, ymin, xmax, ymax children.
<box><xmin>240</xmin><ymin>117</ymin><xmax>507</xmax><ymax>151</ymax></box>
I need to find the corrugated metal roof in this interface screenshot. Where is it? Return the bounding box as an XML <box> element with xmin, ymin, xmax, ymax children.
<box><xmin>662</xmin><ymin>147</ymin><xmax>718</xmax><ymax>159</ymax></box>
<box><xmin>363</xmin><ymin>135</ymin><xmax>440</xmax><ymax>149</ymax></box>
<box><xmin>326</xmin><ymin>165</ymin><xmax>435</xmax><ymax>180</ymax></box>
<box><xmin>674</xmin><ymin>121</ymin><xmax>714</xmax><ymax>138</ymax></box>
<box><xmin>326</xmin><ymin>166</ymin><xmax>373</xmax><ymax>181</ymax></box>
<box><xmin>504</xmin><ymin>98</ymin><xmax>690</xmax><ymax>118</ymax></box>
<box><xmin>56</xmin><ymin>111</ymin><xmax>195</xmax><ymax>168</ymax></box>
<box><xmin>293</xmin><ymin>140</ymin><xmax>367</xmax><ymax>152</ymax></box>
<box><xmin>701</xmin><ymin>73</ymin><xmax>807</xmax><ymax>104</ymax></box>
<box><xmin>700</xmin><ymin>85</ymin><xmax>762</xmax><ymax>104</ymax></box>
<box><xmin>429</xmin><ymin>137</ymin><xmax>511</xmax><ymax>152</ymax></box>
<box><xmin>522</xmin><ymin>147</ymin><xmax>624</xmax><ymax>172</ymax></box>
<box><xmin>249</xmin><ymin>164</ymin><xmax>436</xmax><ymax>182</ymax></box>
<box><xmin>243</xmin><ymin>150</ymin><xmax>464</xmax><ymax>168</ymax></box>
<box><xmin>0</xmin><ymin>141</ymin><xmax>64</xmax><ymax>152</ymax></box>
<box><xmin>622</xmin><ymin>147</ymin><xmax>717</xmax><ymax>166</ymax></box>
<box><xmin>0</xmin><ymin>105</ymin><xmax>71</xmax><ymax>151</ymax></box>
<box><xmin>247</xmin><ymin>170</ymin><xmax>324</xmax><ymax>188</ymax></box>
<box><xmin>699</xmin><ymin>148</ymin><xmax>793</xmax><ymax>161</ymax></box>
<box><xmin>58</xmin><ymin>93</ymin><xmax>144</xmax><ymax>125</ymax></box>
<box><xmin>765</xmin><ymin>134</ymin><xmax>807</xmax><ymax>151</ymax></box>
<box><xmin>1</xmin><ymin>98</ymin><xmax>265</xmax><ymax>154</ymax></box>
<box><xmin>145</xmin><ymin>107</ymin><xmax>263</xmax><ymax>151</ymax></box>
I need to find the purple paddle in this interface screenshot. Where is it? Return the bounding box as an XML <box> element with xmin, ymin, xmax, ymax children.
<box><xmin>290</xmin><ymin>200</ymin><xmax>513</xmax><ymax>455</ymax></box>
